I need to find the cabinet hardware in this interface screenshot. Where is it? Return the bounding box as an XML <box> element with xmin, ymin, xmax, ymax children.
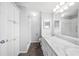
<box><xmin>0</xmin><ymin>40</ymin><xmax>5</xmax><ymax>44</ymax></box>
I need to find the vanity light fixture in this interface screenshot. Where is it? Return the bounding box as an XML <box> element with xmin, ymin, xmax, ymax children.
<box><xmin>61</xmin><ymin>14</ymin><xmax>65</xmax><ymax>17</ymax></box>
<box><xmin>53</xmin><ymin>5</ymin><xmax>60</xmax><ymax>12</ymax></box>
<box><xmin>69</xmin><ymin>2</ymin><xmax>75</xmax><ymax>6</ymax></box>
<box><xmin>32</xmin><ymin>12</ymin><xmax>37</xmax><ymax>16</ymax></box>
<box><xmin>59</xmin><ymin>2</ymin><xmax>65</xmax><ymax>6</ymax></box>
<box><xmin>31</xmin><ymin>12</ymin><xmax>38</xmax><ymax>16</ymax></box>
<box><xmin>53</xmin><ymin>2</ymin><xmax>69</xmax><ymax>13</ymax></box>
<box><xmin>53</xmin><ymin>8</ymin><xmax>57</xmax><ymax>12</ymax></box>
<box><xmin>60</xmin><ymin>9</ymin><xmax>64</xmax><ymax>12</ymax></box>
<box><xmin>56</xmin><ymin>5</ymin><xmax>60</xmax><ymax>9</ymax></box>
<box><xmin>64</xmin><ymin>6</ymin><xmax>68</xmax><ymax>10</ymax></box>
<box><xmin>45</xmin><ymin>19</ymin><xmax>50</xmax><ymax>22</ymax></box>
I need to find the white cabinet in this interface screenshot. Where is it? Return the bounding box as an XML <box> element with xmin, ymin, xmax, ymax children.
<box><xmin>40</xmin><ymin>36</ymin><xmax>79</xmax><ymax>56</ymax></box>
<box><xmin>40</xmin><ymin>38</ymin><xmax>57</xmax><ymax>56</ymax></box>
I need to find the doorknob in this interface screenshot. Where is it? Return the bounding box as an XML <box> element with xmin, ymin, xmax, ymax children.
<box><xmin>0</xmin><ymin>40</ymin><xmax>5</xmax><ymax>44</ymax></box>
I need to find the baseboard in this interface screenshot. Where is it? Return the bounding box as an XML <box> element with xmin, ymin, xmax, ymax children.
<box><xmin>31</xmin><ymin>40</ymin><xmax>40</xmax><ymax>43</ymax></box>
<box><xmin>19</xmin><ymin>41</ymin><xmax>40</xmax><ymax>54</ymax></box>
<box><xmin>19</xmin><ymin>51</ymin><xmax>28</xmax><ymax>53</ymax></box>
<box><xmin>27</xmin><ymin>41</ymin><xmax>31</xmax><ymax>52</ymax></box>
<box><xmin>19</xmin><ymin>42</ymin><xmax>31</xmax><ymax>53</ymax></box>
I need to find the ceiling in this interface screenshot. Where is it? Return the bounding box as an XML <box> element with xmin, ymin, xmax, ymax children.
<box><xmin>15</xmin><ymin>2</ymin><xmax>58</xmax><ymax>13</ymax></box>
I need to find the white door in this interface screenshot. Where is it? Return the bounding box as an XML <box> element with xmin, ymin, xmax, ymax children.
<box><xmin>0</xmin><ymin>17</ymin><xmax>8</xmax><ymax>56</ymax></box>
<box><xmin>0</xmin><ymin>3</ymin><xmax>19</xmax><ymax>56</ymax></box>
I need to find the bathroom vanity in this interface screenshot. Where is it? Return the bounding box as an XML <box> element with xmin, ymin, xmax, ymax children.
<box><xmin>40</xmin><ymin>34</ymin><xmax>79</xmax><ymax>56</ymax></box>
<box><xmin>40</xmin><ymin>5</ymin><xmax>79</xmax><ymax>56</ymax></box>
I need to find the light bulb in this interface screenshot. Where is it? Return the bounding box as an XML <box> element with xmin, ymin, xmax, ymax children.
<box><xmin>69</xmin><ymin>2</ymin><xmax>75</xmax><ymax>6</ymax></box>
<box><xmin>53</xmin><ymin>8</ymin><xmax>56</xmax><ymax>12</ymax></box>
<box><xmin>59</xmin><ymin>2</ymin><xmax>65</xmax><ymax>5</ymax></box>
<box><xmin>64</xmin><ymin>6</ymin><xmax>68</xmax><ymax>10</ymax></box>
<box><xmin>56</xmin><ymin>5</ymin><xmax>60</xmax><ymax>9</ymax></box>
<box><xmin>32</xmin><ymin>12</ymin><xmax>37</xmax><ymax>16</ymax></box>
<box><xmin>61</xmin><ymin>14</ymin><xmax>64</xmax><ymax>17</ymax></box>
<box><xmin>60</xmin><ymin>9</ymin><xmax>64</xmax><ymax>12</ymax></box>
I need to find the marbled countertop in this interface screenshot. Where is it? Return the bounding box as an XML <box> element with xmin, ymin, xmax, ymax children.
<box><xmin>42</xmin><ymin>34</ymin><xmax>79</xmax><ymax>56</ymax></box>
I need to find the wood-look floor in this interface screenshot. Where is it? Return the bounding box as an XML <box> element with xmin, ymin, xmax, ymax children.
<box><xmin>19</xmin><ymin>43</ymin><xmax>44</xmax><ymax>56</ymax></box>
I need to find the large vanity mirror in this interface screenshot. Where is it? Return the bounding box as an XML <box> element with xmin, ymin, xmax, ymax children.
<box><xmin>53</xmin><ymin>9</ymin><xmax>79</xmax><ymax>38</ymax></box>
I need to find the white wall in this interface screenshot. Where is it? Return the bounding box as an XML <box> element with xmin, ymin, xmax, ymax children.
<box><xmin>30</xmin><ymin>12</ymin><xmax>41</xmax><ymax>42</ymax></box>
<box><xmin>19</xmin><ymin>8</ymin><xmax>41</xmax><ymax>51</ymax></box>
<box><xmin>19</xmin><ymin>8</ymin><xmax>31</xmax><ymax>51</ymax></box>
